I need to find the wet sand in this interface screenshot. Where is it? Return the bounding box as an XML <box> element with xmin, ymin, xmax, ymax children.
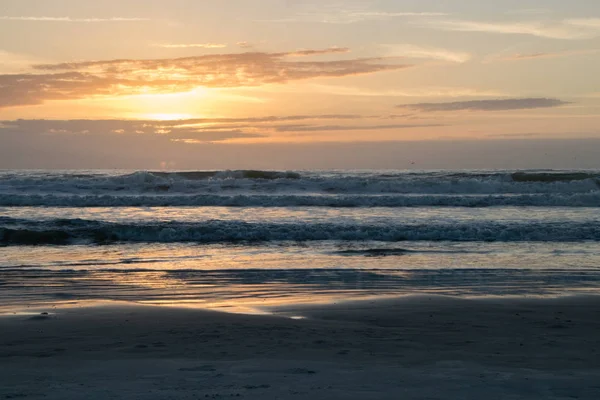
<box><xmin>1</xmin><ymin>295</ymin><xmax>600</xmax><ymax>399</ymax></box>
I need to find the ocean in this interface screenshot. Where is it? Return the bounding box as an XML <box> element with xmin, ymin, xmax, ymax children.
<box><xmin>1</xmin><ymin>169</ymin><xmax>600</xmax><ymax>312</ymax></box>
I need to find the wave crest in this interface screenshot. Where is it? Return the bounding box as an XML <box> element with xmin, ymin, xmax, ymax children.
<box><xmin>511</xmin><ymin>172</ymin><xmax>600</xmax><ymax>183</ymax></box>
<box><xmin>1</xmin><ymin>170</ymin><xmax>599</xmax><ymax>207</ymax></box>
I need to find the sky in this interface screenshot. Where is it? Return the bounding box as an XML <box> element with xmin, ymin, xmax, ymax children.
<box><xmin>1</xmin><ymin>0</ymin><xmax>599</xmax><ymax>169</ymax></box>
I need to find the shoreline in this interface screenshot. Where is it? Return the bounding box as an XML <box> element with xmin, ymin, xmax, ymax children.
<box><xmin>2</xmin><ymin>295</ymin><xmax>600</xmax><ymax>399</ymax></box>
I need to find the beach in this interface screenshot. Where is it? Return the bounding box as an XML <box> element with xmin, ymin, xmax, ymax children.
<box><xmin>2</xmin><ymin>296</ymin><xmax>600</xmax><ymax>399</ymax></box>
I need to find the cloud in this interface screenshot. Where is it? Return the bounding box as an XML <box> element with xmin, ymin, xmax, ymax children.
<box><xmin>0</xmin><ymin>114</ymin><xmax>441</xmax><ymax>144</ymax></box>
<box><xmin>154</xmin><ymin>43</ymin><xmax>227</xmax><ymax>49</ymax></box>
<box><xmin>166</xmin><ymin>130</ymin><xmax>263</xmax><ymax>142</ymax></box>
<box><xmin>166</xmin><ymin>114</ymin><xmax>364</xmax><ymax>125</ymax></box>
<box><xmin>4</xmin><ymin>126</ymin><xmax>599</xmax><ymax>170</ymax></box>
<box><xmin>420</xmin><ymin>18</ymin><xmax>600</xmax><ymax>40</ymax></box>
<box><xmin>266</xmin><ymin>7</ymin><xmax>446</xmax><ymax>24</ymax></box>
<box><xmin>493</xmin><ymin>49</ymin><xmax>599</xmax><ymax>62</ymax></box>
<box><xmin>284</xmin><ymin>47</ymin><xmax>350</xmax><ymax>57</ymax></box>
<box><xmin>331</xmin><ymin>11</ymin><xmax>447</xmax><ymax>24</ymax></box>
<box><xmin>0</xmin><ymin>16</ymin><xmax>149</xmax><ymax>22</ymax></box>
<box><xmin>31</xmin><ymin>47</ymin><xmax>352</xmax><ymax>71</ymax></box>
<box><xmin>486</xmin><ymin>132</ymin><xmax>544</xmax><ymax>138</ymax></box>
<box><xmin>0</xmin><ymin>48</ymin><xmax>410</xmax><ymax>108</ymax></box>
<box><xmin>274</xmin><ymin>123</ymin><xmax>443</xmax><ymax>132</ymax></box>
<box><xmin>501</xmin><ymin>52</ymin><xmax>557</xmax><ymax>60</ymax></box>
<box><xmin>566</xmin><ymin>18</ymin><xmax>600</xmax><ymax>29</ymax></box>
<box><xmin>0</xmin><ymin>115</ymin><xmax>372</xmax><ymax>137</ymax></box>
<box><xmin>237</xmin><ymin>42</ymin><xmax>253</xmax><ymax>49</ymax></box>
<box><xmin>398</xmin><ymin>98</ymin><xmax>570</xmax><ymax>112</ymax></box>
<box><xmin>382</xmin><ymin>44</ymin><xmax>471</xmax><ymax>63</ymax></box>
<box><xmin>236</xmin><ymin>83</ymin><xmax>508</xmax><ymax>98</ymax></box>
<box><xmin>0</xmin><ymin>119</ymin><xmax>263</xmax><ymax>142</ymax></box>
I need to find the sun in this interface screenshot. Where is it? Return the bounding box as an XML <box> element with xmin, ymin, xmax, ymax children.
<box><xmin>119</xmin><ymin>89</ymin><xmax>211</xmax><ymax>120</ymax></box>
<box><xmin>143</xmin><ymin>113</ymin><xmax>194</xmax><ymax>121</ymax></box>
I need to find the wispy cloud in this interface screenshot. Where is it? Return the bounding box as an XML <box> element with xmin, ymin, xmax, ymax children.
<box><xmin>0</xmin><ymin>16</ymin><xmax>149</xmax><ymax>22</ymax></box>
<box><xmin>501</xmin><ymin>52</ymin><xmax>553</xmax><ymax>60</ymax></box>
<box><xmin>566</xmin><ymin>18</ymin><xmax>600</xmax><ymax>29</ymax></box>
<box><xmin>486</xmin><ymin>132</ymin><xmax>544</xmax><ymax>138</ymax></box>
<box><xmin>181</xmin><ymin>115</ymin><xmax>364</xmax><ymax>125</ymax></box>
<box><xmin>491</xmin><ymin>49</ymin><xmax>599</xmax><ymax>62</ymax></box>
<box><xmin>420</xmin><ymin>18</ymin><xmax>600</xmax><ymax>40</ymax></box>
<box><xmin>274</xmin><ymin>123</ymin><xmax>442</xmax><ymax>132</ymax></box>
<box><xmin>0</xmin><ymin>118</ymin><xmax>264</xmax><ymax>142</ymax></box>
<box><xmin>267</xmin><ymin>6</ymin><xmax>446</xmax><ymax>24</ymax></box>
<box><xmin>154</xmin><ymin>43</ymin><xmax>227</xmax><ymax>49</ymax></box>
<box><xmin>0</xmin><ymin>48</ymin><xmax>410</xmax><ymax>108</ymax></box>
<box><xmin>398</xmin><ymin>98</ymin><xmax>570</xmax><ymax>112</ymax></box>
<box><xmin>335</xmin><ymin>11</ymin><xmax>447</xmax><ymax>22</ymax></box>
<box><xmin>284</xmin><ymin>47</ymin><xmax>350</xmax><ymax>57</ymax></box>
<box><xmin>0</xmin><ymin>114</ymin><xmax>440</xmax><ymax>143</ymax></box>
<box><xmin>382</xmin><ymin>44</ymin><xmax>471</xmax><ymax>63</ymax></box>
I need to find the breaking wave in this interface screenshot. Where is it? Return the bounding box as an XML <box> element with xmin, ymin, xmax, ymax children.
<box><xmin>1</xmin><ymin>168</ymin><xmax>599</xmax><ymax>207</ymax></box>
<box><xmin>2</xmin><ymin>218</ymin><xmax>599</xmax><ymax>245</ymax></box>
<box><xmin>1</xmin><ymin>169</ymin><xmax>599</xmax><ymax>203</ymax></box>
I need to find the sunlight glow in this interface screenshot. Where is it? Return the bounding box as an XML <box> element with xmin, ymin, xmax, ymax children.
<box><xmin>119</xmin><ymin>89</ymin><xmax>211</xmax><ymax>120</ymax></box>
<box><xmin>143</xmin><ymin>113</ymin><xmax>194</xmax><ymax>121</ymax></box>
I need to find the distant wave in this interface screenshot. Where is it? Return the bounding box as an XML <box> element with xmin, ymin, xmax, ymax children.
<box><xmin>2</xmin><ymin>218</ymin><xmax>599</xmax><ymax>245</ymax></box>
<box><xmin>150</xmin><ymin>170</ymin><xmax>302</xmax><ymax>181</ymax></box>
<box><xmin>1</xmin><ymin>169</ymin><xmax>599</xmax><ymax>207</ymax></box>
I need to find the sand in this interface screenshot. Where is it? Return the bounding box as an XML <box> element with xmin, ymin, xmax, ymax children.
<box><xmin>1</xmin><ymin>295</ymin><xmax>600</xmax><ymax>399</ymax></box>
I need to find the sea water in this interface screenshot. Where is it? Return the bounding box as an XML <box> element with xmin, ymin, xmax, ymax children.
<box><xmin>1</xmin><ymin>169</ymin><xmax>599</xmax><ymax>311</ymax></box>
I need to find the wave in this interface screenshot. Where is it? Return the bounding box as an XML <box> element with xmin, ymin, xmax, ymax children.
<box><xmin>2</xmin><ymin>218</ymin><xmax>599</xmax><ymax>245</ymax></box>
<box><xmin>334</xmin><ymin>248</ymin><xmax>412</xmax><ymax>257</ymax></box>
<box><xmin>1</xmin><ymin>192</ymin><xmax>599</xmax><ymax>207</ymax></box>
<box><xmin>0</xmin><ymin>228</ymin><xmax>71</xmax><ymax>245</ymax></box>
<box><xmin>150</xmin><ymin>170</ymin><xmax>302</xmax><ymax>181</ymax></box>
<box><xmin>1</xmin><ymin>170</ymin><xmax>599</xmax><ymax>202</ymax></box>
<box><xmin>511</xmin><ymin>172</ymin><xmax>599</xmax><ymax>183</ymax></box>
<box><xmin>333</xmin><ymin>248</ymin><xmax>477</xmax><ymax>257</ymax></box>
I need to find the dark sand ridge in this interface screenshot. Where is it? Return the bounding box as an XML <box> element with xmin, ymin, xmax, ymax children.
<box><xmin>1</xmin><ymin>295</ymin><xmax>600</xmax><ymax>399</ymax></box>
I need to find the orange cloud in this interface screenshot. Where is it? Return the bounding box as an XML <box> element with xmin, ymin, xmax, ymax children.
<box><xmin>495</xmin><ymin>49</ymin><xmax>599</xmax><ymax>62</ymax></box>
<box><xmin>420</xmin><ymin>18</ymin><xmax>600</xmax><ymax>40</ymax></box>
<box><xmin>398</xmin><ymin>98</ymin><xmax>570</xmax><ymax>112</ymax></box>
<box><xmin>0</xmin><ymin>48</ymin><xmax>410</xmax><ymax>108</ymax></box>
<box><xmin>273</xmin><ymin>123</ymin><xmax>442</xmax><ymax>132</ymax></box>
